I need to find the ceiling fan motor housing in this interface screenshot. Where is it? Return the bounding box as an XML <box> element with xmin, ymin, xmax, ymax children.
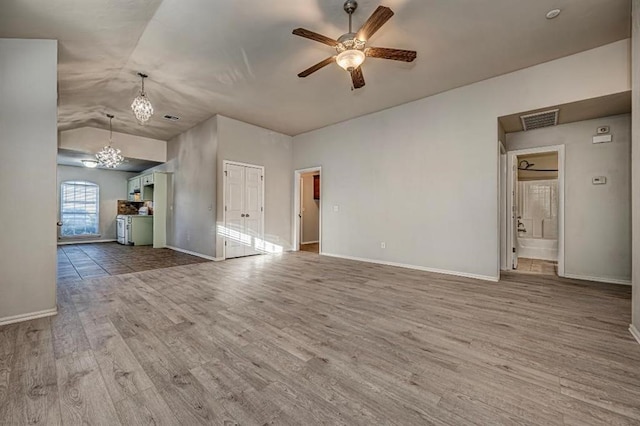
<box><xmin>344</xmin><ymin>0</ymin><xmax>358</xmax><ymax>14</ymax></box>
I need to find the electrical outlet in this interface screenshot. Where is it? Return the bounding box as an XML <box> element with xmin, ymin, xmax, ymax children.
<box><xmin>381</xmin><ymin>242</ymin><xmax>386</xmax><ymax>249</ymax></box>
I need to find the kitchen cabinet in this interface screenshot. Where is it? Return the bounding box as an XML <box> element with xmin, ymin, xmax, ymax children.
<box><xmin>141</xmin><ymin>174</ymin><xmax>154</xmax><ymax>185</ymax></box>
<box><xmin>127</xmin><ymin>177</ymin><xmax>141</xmax><ymax>201</ymax></box>
<box><xmin>124</xmin><ymin>171</ymin><xmax>168</xmax><ymax>248</ymax></box>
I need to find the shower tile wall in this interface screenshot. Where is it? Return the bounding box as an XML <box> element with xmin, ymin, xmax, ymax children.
<box><xmin>518</xmin><ymin>180</ymin><xmax>558</xmax><ymax>239</ymax></box>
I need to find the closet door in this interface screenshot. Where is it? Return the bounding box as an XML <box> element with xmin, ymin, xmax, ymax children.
<box><xmin>243</xmin><ymin>166</ymin><xmax>263</xmax><ymax>256</ymax></box>
<box><xmin>224</xmin><ymin>163</ymin><xmax>264</xmax><ymax>259</ymax></box>
<box><xmin>225</xmin><ymin>164</ymin><xmax>247</xmax><ymax>259</ymax></box>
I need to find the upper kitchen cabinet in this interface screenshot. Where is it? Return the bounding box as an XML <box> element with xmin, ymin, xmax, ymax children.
<box><xmin>141</xmin><ymin>174</ymin><xmax>154</xmax><ymax>186</ymax></box>
<box><xmin>127</xmin><ymin>176</ymin><xmax>141</xmax><ymax>201</ymax></box>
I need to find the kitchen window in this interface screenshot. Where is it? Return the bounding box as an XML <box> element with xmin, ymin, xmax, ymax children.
<box><xmin>60</xmin><ymin>180</ymin><xmax>99</xmax><ymax>237</ymax></box>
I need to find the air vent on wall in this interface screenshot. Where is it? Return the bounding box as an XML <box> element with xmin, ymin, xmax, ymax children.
<box><xmin>520</xmin><ymin>109</ymin><xmax>559</xmax><ymax>131</ymax></box>
<box><xmin>163</xmin><ymin>114</ymin><xmax>180</xmax><ymax>121</ymax></box>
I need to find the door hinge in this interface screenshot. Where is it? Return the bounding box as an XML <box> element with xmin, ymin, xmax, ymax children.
<box><xmin>224</xmin><ymin>170</ymin><xmax>228</xmax><ymax>176</ymax></box>
<box><xmin>225</xmin><ymin>205</ymin><xmax>227</xmax><ymax>211</ymax></box>
<box><xmin>225</xmin><ymin>241</ymin><xmax>227</xmax><ymax>246</ymax></box>
<box><xmin>512</xmin><ymin>247</ymin><xmax>516</xmax><ymax>253</ymax></box>
<box><xmin>261</xmin><ymin>175</ymin><xmax>263</xmax><ymax>181</ymax></box>
<box><xmin>261</xmin><ymin>206</ymin><xmax>263</xmax><ymax>212</ymax></box>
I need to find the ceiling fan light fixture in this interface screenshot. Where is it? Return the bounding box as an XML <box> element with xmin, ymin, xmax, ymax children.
<box><xmin>131</xmin><ymin>72</ymin><xmax>154</xmax><ymax>125</ymax></box>
<box><xmin>336</xmin><ymin>49</ymin><xmax>365</xmax><ymax>71</ymax></box>
<box><xmin>81</xmin><ymin>159</ymin><xmax>99</xmax><ymax>168</ymax></box>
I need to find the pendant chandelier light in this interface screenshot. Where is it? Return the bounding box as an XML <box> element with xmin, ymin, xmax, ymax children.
<box><xmin>96</xmin><ymin>114</ymin><xmax>124</xmax><ymax>168</ymax></box>
<box><xmin>131</xmin><ymin>72</ymin><xmax>154</xmax><ymax>125</ymax></box>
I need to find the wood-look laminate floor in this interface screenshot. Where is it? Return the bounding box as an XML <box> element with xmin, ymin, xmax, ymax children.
<box><xmin>2</xmin><ymin>251</ymin><xmax>639</xmax><ymax>425</ymax></box>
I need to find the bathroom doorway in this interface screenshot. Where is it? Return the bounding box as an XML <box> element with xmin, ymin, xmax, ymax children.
<box><xmin>507</xmin><ymin>145</ymin><xmax>565</xmax><ymax>276</ymax></box>
<box><xmin>293</xmin><ymin>167</ymin><xmax>321</xmax><ymax>254</ymax></box>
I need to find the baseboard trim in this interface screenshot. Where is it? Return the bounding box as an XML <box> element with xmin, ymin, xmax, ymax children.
<box><xmin>630</xmin><ymin>324</ymin><xmax>640</xmax><ymax>345</ymax></box>
<box><xmin>58</xmin><ymin>239</ymin><xmax>116</xmax><ymax>245</ymax></box>
<box><xmin>0</xmin><ymin>307</ymin><xmax>58</xmax><ymax>326</ymax></box>
<box><xmin>321</xmin><ymin>252</ymin><xmax>499</xmax><ymax>282</ymax></box>
<box><xmin>563</xmin><ymin>273</ymin><xmax>631</xmax><ymax>286</ymax></box>
<box><xmin>301</xmin><ymin>241</ymin><xmax>319</xmax><ymax>245</ymax></box>
<box><xmin>166</xmin><ymin>246</ymin><xmax>223</xmax><ymax>262</ymax></box>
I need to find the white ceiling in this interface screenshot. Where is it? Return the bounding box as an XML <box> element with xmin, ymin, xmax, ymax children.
<box><xmin>0</xmin><ymin>0</ymin><xmax>631</xmax><ymax>139</ymax></box>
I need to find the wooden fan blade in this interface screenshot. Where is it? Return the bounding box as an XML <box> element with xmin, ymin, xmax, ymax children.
<box><xmin>298</xmin><ymin>57</ymin><xmax>336</xmax><ymax>78</ymax></box>
<box><xmin>366</xmin><ymin>47</ymin><xmax>417</xmax><ymax>62</ymax></box>
<box><xmin>350</xmin><ymin>67</ymin><xmax>365</xmax><ymax>89</ymax></box>
<box><xmin>356</xmin><ymin>6</ymin><xmax>394</xmax><ymax>41</ymax></box>
<box><xmin>292</xmin><ymin>28</ymin><xmax>338</xmax><ymax>47</ymax></box>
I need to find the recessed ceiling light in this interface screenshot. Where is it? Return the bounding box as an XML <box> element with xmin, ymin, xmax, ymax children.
<box><xmin>163</xmin><ymin>114</ymin><xmax>180</xmax><ymax>121</ymax></box>
<box><xmin>546</xmin><ymin>9</ymin><xmax>561</xmax><ymax>19</ymax></box>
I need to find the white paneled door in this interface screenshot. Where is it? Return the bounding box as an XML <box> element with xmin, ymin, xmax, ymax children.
<box><xmin>224</xmin><ymin>162</ymin><xmax>264</xmax><ymax>259</ymax></box>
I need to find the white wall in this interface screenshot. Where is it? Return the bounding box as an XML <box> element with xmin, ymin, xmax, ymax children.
<box><xmin>0</xmin><ymin>39</ymin><xmax>58</xmax><ymax>322</ymax></box>
<box><xmin>216</xmin><ymin>115</ymin><xmax>293</xmax><ymax>256</ymax></box>
<box><xmin>57</xmin><ymin>165</ymin><xmax>136</xmax><ymax>241</ymax></box>
<box><xmin>301</xmin><ymin>173</ymin><xmax>320</xmax><ymax>243</ymax></box>
<box><xmin>507</xmin><ymin>115</ymin><xmax>631</xmax><ymax>283</ymax></box>
<box><xmin>293</xmin><ymin>40</ymin><xmax>631</xmax><ymax>280</ymax></box>
<box><xmin>631</xmin><ymin>0</ymin><xmax>640</xmax><ymax>335</ymax></box>
<box><xmin>60</xmin><ymin>127</ymin><xmax>167</xmax><ymax>162</ymax></box>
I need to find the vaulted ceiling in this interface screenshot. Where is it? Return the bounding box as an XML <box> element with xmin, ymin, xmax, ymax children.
<box><xmin>0</xmin><ymin>0</ymin><xmax>631</xmax><ymax>139</ymax></box>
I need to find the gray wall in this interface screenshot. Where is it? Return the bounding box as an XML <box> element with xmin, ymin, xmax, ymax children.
<box><xmin>159</xmin><ymin>116</ymin><xmax>218</xmax><ymax>257</ymax></box>
<box><xmin>301</xmin><ymin>173</ymin><xmax>320</xmax><ymax>243</ymax></box>
<box><xmin>632</xmin><ymin>0</ymin><xmax>640</xmax><ymax>334</ymax></box>
<box><xmin>148</xmin><ymin>114</ymin><xmax>292</xmax><ymax>259</ymax></box>
<box><xmin>57</xmin><ymin>165</ymin><xmax>136</xmax><ymax>241</ymax></box>
<box><xmin>292</xmin><ymin>40</ymin><xmax>630</xmax><ymax>280</ymax></box>
<box><xmin>507</xmin><ymin>114</ymin><xmax>631</xmax><ymax>283</ymax></box>
<box><xmin>0</xmin><ymin>39</ymin><xmax>58</xmax><ymax>321</ymax></box>
<box><xmin>216</xmin><ymin>115</ymin><xmax>293</xmax><ymax>256</ymax></box>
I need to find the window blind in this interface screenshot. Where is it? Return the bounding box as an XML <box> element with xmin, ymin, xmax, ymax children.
<box><xmin>60</xmin><ymin>181</ymin><xmax>99</xmax><ymax>237</ymax></box>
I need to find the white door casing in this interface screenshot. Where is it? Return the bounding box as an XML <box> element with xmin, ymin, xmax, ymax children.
<box><xmin>507</xmin><ymin>145</ymin><xmax>565</xmax><ymax>276</ymax></box>
<box><xmin>511</xmin><ymin>161</ymin><xmax>519</xmax><ymax>269</ymax></box>
<box><xmin>223</xmin><ymin>161</ymin><xmax>264</xmax><ymax>259</ymax></box>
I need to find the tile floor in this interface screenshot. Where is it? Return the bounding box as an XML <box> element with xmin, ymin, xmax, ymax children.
<box><xmin>57</xmin><ymin>243</ymin><xmax>209</xmax><ymax>282</ymax></box>
<box><xmin>299</xmin><ymin>242</ymin><xmax>319</xmax><ymax>253</ymax></box>
<box><xmin>515</xmin><ymin>257</ymin><xmax>557</xmax><ymax>275</ymax></box>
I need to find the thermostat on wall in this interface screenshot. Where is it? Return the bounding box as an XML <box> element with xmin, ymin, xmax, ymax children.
<box><xmin>592</xmin><ymin>176</ymin><xmax>607</xmax><ymax>185</ymax></box>
<box><xmin>593</xmin><ymin>134</ymin><xmax>612</xmax><ymax>144</ymax></box>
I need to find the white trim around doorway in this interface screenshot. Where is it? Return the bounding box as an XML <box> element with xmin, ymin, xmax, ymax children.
<box><xmin>293</xmin><ymin>167</ymin><xmax>322</xmax><ymax>253</ymax></box>
<box><xmin>221</xmin><ymin>160</ymin><xmax>266</xmax><ymax>260</ymax></box>
<box><xmin>507</xmin><ymin>145</ymin><xmax>565</xmax><ymax>277</ymax></box>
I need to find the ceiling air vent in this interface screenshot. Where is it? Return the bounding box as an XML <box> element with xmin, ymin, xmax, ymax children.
<box><xmin>520</xmin><ymin>109</ymin><xmax>559</xmax><ymax>131</ymax></box>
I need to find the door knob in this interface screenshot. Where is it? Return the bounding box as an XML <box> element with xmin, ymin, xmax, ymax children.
<box><xmin>56</xmin><ymin>221</ymin><xmax>63</xmax><ymax>227</ymax></box>
<box><xmin>241</xmin><ymin>214</ymin><xmax>246</xmax><ymax>217</ymax></box>
<box><xmin>245</xmin><ymin>214</ymin><xmax>250</xmax><ymax>218</ymax></box>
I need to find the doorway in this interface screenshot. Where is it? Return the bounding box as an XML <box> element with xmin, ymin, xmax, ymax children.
<box><xmin>223</xmin><ymin>161</ymin><xmax>265</xmax><ymax>259</ymax></box>
<box><xmin>293</xmin><ymin>167</ymin><xmax>321</xmax><ymax>254</ymax></box>
<box><xmin>507</xmin><ymin>145</ymin><xmax>565</xmax><ymax>276</ymax></box>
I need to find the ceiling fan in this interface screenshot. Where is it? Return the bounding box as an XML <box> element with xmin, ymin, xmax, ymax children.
<box><xmin>293</xmin><ymin>0</ymin><xmax>417</xmax><ymax>89</ymax></box>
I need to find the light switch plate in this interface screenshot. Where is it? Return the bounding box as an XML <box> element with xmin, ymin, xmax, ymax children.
<box><xmin>592</xmin><ymin>176</ymin><xmax>607</xmax><ymax>185</ymax></box>
<box><xmin>333</xmin><ymin>205</ymin><xmax>339</xmax><ymax>212</ymax></box>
